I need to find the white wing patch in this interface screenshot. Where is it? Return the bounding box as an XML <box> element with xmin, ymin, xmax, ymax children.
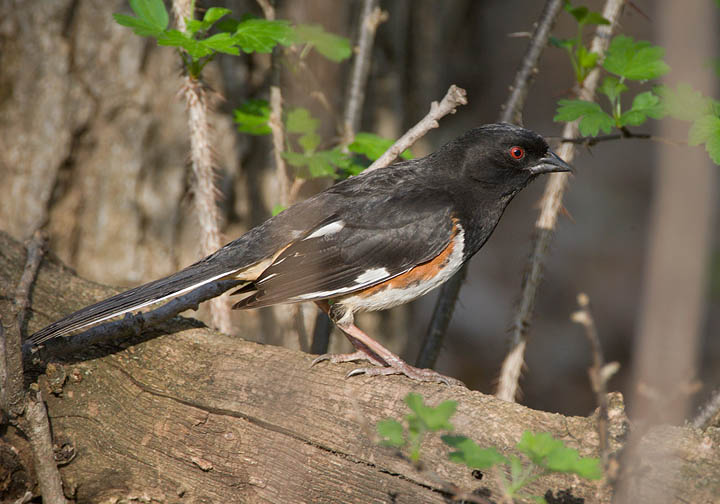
<box><xmin>354</xmin><ymin>267</ymin><xmax>389</xmax><ymax>284</ymax></box>
<box><xmin>303</xmin><ymin>220</ymin><xmax>345</xmax><ymax>240</ymax></box>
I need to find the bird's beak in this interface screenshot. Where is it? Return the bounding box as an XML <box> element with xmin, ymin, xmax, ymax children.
<box><xmin>528</xmin><ymin>151</ymin><xmax>573</xmax><ymax>175</ymax></box>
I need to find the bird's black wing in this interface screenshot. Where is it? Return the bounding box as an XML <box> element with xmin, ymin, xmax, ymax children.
<box><xmin>235</xmin><ymin>189</ymin><xmax>456</xmax><ymax>309</ymax></box>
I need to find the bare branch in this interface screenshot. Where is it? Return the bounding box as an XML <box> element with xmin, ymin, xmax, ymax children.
<box><xmin>418</xmin><ymin>0</ymin><xmax>565</xmax><ymax>370</ymax></box>
<box><xmin>496</xmin><ymin>0</ymin><xmax>626</xmax><ymax>403</ymax></box>
<box><xmin>365</xmin><ymin>85</ymin><xmax>468</xmax><ymax>173</ymax></box>
<box><xmin>342</xmin><ymin>0</ymin><xmax>387</xmax><ymax>144</ymax></box>
<box><xmin>1</xmin><ymin>233</ymin><xmax>67</xmax><ymax>503</ymax></box>
<box><xmin>255</xmin><ymin>0</ymin><xmax>275</xmax><ymax>20</ymax></box>
<box><xmin>556</xmin><ymin>129</ymin><xmax>652</xmax><ymax>145</ymax></box>
<box><xmin>173</xmin><ymin>0</ymin><xmax>233</xmax><ymax>334</ymax></box>
<box><xmin>499</xmin><ymin>0</ymin><xmax>566</xmax><ymax>125</ymax></box>
<box><xmin>269</xmin><ymin>86</ymin><xmax>290</xmax><ymax>207</ymax></box>
<box><xmin>571</xmin><ymin>293</ymin><xmax>619</xmax><ymax>466</ymax></box>
<box><xmin>3</xmin><ymin>232</ymin><xmax>45</xmax><ymax>416</ymax></box>
<box><xmin>25</xmin><ymin>391</ymin><xmax>69</xmax><ymax>504</ymax></box>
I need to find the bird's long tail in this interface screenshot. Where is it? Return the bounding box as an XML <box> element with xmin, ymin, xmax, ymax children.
<box><xmin>28</xmin><ymin>258</ymin><xmax>243</xmax><ymax>345</ymax></box>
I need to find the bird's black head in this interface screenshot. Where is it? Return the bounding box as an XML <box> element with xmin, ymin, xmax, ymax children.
<box><xmin>449</xmin><ymin>123</ymin><xmax>571</xmax><ymax>194</ymax></box>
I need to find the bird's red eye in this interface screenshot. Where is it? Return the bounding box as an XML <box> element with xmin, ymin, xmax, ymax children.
<box><xmin>509</xmin><ymin>146</ymin><xmax>525</xmax><ymax>160</ymax></box>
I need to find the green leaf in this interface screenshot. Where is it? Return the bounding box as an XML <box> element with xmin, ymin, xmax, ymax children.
<box><xmin>404</xmin><ymin>393</ymin><xmax>456</xmax><ymax>431</ymax></box>
<box><xmin>603</xmin><ymin>35</ymin><xmax>670</xmax><ymax>81</ymax></box>
<box><xmin>349</xmin><ymin>132</ymin><xmax>412</xmax><ymax>161</ymax></box>
<box><xmin>516</xmin><ymin>432</ymin><xmax>603</xmax><ymax>480</ymax></box>
<box><xmin>295</xmin><ymin>24</ymin><xmax>352</xmax><ymax>62</ymax></box>
<box><xmin>565</xmin><ymin>5</ymin><xmax>588</xmax><ymax>22</ymax></box>
<box><xmin>271</xmin><ymin>204</ymin><xmax>286</xmax><ymax>216</ymax></box>
<box><xmin>577</xmin><ymin>46</ymin><xmax>599</xmax><ymax>70</ymax></box>
<box><xmin>582</xmin><ymin>11</ymin><xmax>610</xmax><ymax>25</ymax></box>
<box><xmin>130</xmin><ymin>0</ymin><xmax>168</xmax><ymax>28</ymax></box>
<box><xmin>549</xmin><ymin>36</ymin><xmax>574</xmax><ymax>51</ymax></box>
<box><xmin>517</xmin><ymin>432</ymin><xmax>565</xmax><ymax>466</ymax></box>
<box><xmin>286</xmin><ymin>108</ymin><xmax>319</xmax><ymax>134</ymax></box>
<box><xmin>281</xmin><ymin>151</ymin><xmax>308</xmax><ymax>167</ymax></box>
<box><xmin>619</xmin><ymin>91</ymin><xmax>663</xmax><ymax>127</ymax></box>
<box><xmin>234</xmin><ymin>99</ymin><xmax>271</xmax><ymax>135</ymax></box>
<box><xmin>689</xmin><ymin>114</ymin><xmax>720</xmax><ymax>164</ymax></box>
<box><xmin>655</xmin><ymin>83</ymin><xmax>715</xmax><ymax>121</ymax></box>
<box><xmin>203</xmin><ymin>32</ymin><xmax>240</xmax><ymax>55</ymax></box>
<box><xmin>216</xmin><ymin>17</ymin><xmax>241</xmax><ymax>33</ymax></box>
<box><xmin>234</xmin><ymin>18</ymin><xmax>294</xmax><ymax>53</ymax></box>
<box><xmin>377</xmin><ymin>419</ymin><xmax>405</xmax><ymax>448</ymax></box>
<box><xmin>599</xmin><ymin>76</ymin><xmax>628</xmax><ymax>105</ymax></box>
<box><xmin>157</xmin><ymin>30</ymin><xmax>215</xmax><ymax>59</ymax></box>
<box><xmin>307</xmin><ymin>154</ymin><xmax>337</xmax><ymax>178</ymax></box>
<box><xmin>298</xmin><ymin>132</ymin><xmax>322</xmax><ymax>153</ymax></box>
<box><xmin>204</xmin><ymin>7</ymin><xmax>231</xmax><ymax>25</ymax></box>
<box><xmin>554</xmin><ymin>99</ymin><xmax>614</xmax><ymax>136</ymax></box>
<box><xmin>184</xmin><ymin>7</ymin><xmax>231</xmax><ymax>35</ymax></box>
<box><xmin>442</xmin><ymin>435</ymin><xmax>508</xmax><ymax>469</ymax></box>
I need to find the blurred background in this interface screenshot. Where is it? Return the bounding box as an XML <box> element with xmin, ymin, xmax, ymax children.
<box><xmin>1</xmin><ymin>0</ymin><xmax>717</xmax><ymax>420</ymax></box>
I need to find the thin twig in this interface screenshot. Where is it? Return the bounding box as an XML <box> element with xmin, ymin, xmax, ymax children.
<box><xmin>571</xmin><ymin>293</ymin><xmax>619</xmax><ymax>466</ymax></box>
<box><xmin>2</xmin><ymin>233</ymin><xmax>67</xmax><ymax>503</ymax></box>
<box><xmin>365</xmin><ymin>85</ymin><xmax>468</xmax><ymax>173</ymax></box>
<box><xmin>417</xmin><ymin>0</ymin><xmax>565</xmax><ymax>370</ymax></box>
<box><xmin>556</xmin><ymin>126</ymin><xmax>653</xmax><ymax>146</ymax></box>
<box><xmin>496</xmin><ymin>0</ymin><xmax>626</xmax><ymax>403</ymax></box>
<box><xmin>173</xmin><ymin>0</ymin><xmax>233</xmax><ymax>334</ymax></box>
<box><xmin>3</xmin><ymin>232</ymin><xmax>45</xmax><ymax>416</ymax></box>
<box><xmin>25</xmin><ymin>391</ymin><xmax>68</xmax><ymax>504</ymax></box>
<box><xmin>342</xmin><ymin>0</ymin><xmax>386</xmax><ymax>145</ymax></box>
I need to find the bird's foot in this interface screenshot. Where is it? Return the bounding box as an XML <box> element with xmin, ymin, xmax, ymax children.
<box><xmin>347</xmin><ymin>362</ymin><xmax>465</xmax><ymax>387</ymax></box>
<box><xmin>311</xmin><ymin>350</ymin><xmax>385</xmax><ymax>367</ymax></box>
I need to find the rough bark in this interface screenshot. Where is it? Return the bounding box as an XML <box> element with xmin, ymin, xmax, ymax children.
<box><xmin>1</xmin><ymin>232</ymin><xmax>719</xmax><ymax>503</ymax></box>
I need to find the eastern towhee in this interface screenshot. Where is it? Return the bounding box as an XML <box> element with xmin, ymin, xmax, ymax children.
<box><xmin>29</xmin><ymin>123</ymin><xmax>572</xmax><ymax>384</ymax></box>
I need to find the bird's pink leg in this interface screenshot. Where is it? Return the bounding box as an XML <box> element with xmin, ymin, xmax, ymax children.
<box><xmin>335</xmin><ymin>322</ymin><xmax>465</xmax><ymax>386</ymax></box>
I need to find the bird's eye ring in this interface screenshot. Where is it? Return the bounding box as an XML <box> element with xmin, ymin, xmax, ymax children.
<box><xmin>509</xmin><ymin>146</ymin><xmax>525</xmax><ymax>160</ymax></box>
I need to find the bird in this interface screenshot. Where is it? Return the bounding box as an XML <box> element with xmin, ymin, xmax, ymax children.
<box><xmin>28</xmin><ymin>123</ymin><xmax>571</xmax><ymax>384</ymax></box>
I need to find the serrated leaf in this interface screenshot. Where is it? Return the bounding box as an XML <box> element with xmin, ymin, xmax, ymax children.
<box><xmin>599</xmin><ymin>76</ymin><xmax>628</xmax><ymax>105</ymax></box>
<box><xmin>603</xmin><ymin>35</ymin><xmax>670</xmax><ymax>81</ymax></box>
<box><xmin>619</xmin><ymin>91</ymin><xmax>663</xmax><ymax>127</ymax></box>
<box><xmin>234</xmin><ymin>18</ymin><xmax>294</xmax><ymax>53</ymax></box>
<box><xmin>298</xmin><ymin>132</ymin><xmax>322</xmax><ymax>153</ymax></box>
<box><xmin>517</xmin><ymin>432</ymin><xmax>564</xmax><ymax>466</ymax></box>
<box><xmin>554</xmin><ymin>99</ymin><xmax>614</xmax><ymax>136</ymax></box>
<box><xmin>203</xmin><ymin>32</ymin><xmax>240</xmax><ymax>55</ymax></box>
<box><xmin>377</xmin><ymin>419</ymin><xmax>405</xmax><ymax>448</ymax></box>
<box><xmin>281</xmin><ymin>151</ymin><xmax>308</xmax><ymax>168</ymax></box>
<box><xmin>216</xmin><ymin>17</ymin><xmax>241</xmax><ymax>33</ymax></box>
<box><xmin>655</xmin><ymin>83</ymin><xmax>714</xmax><ymax>121</ymax></box>
<box><xmin>130</xmin><ymin>0</ymin><xmax>168</xmax><ymax>30</ymax></box>
<box><xmin>517</xmin><ymin>431</ymin><xmax>603</xmax><ymax>480</ymax></box>
<box><xmin>157</xmin><ymin>30</ymin><xmax>215</xmax><ymax>59</ymax></box>
<box><xmin>184</xmin><ymin>7</ymin><xmax>231</xmax><ymax>35</ymax></box>
<box><xmin>404</xmin><ymin>393</ymin><xmax>456</xmax><ymax>431</ymax></box>
<box><xmin>271</xmin><ymin>204</ymin><xmax>286</xmax><ymax>216</ymax></box>
<box><xmin>286</xmin><ymin>108</ymin><xmax>319</xmax><ymax>134</ymax></box>
<box><xmin>203</xmin><ymin>7</ymin><xmax>231</xmax><ymax>25</ymax></box>
<box><xmin>113</xmin><ymin>13</ymin><xmax>165</xmax><ymax>37</ymax></box>
<box><xmin>295</xmin><ymin>24</ymin><xmax>352</xmax><ymax>62</ymax></box>
<box><xmin>689</xmin><ymin>114</ymin><xmax>720</xmax><ymax>164</ymax></box>
<box><xmin>234</xmin><ymin>99</ymin><xmax>271</xmax><ymax>135</ymax></box>
<box><xmin>442</xmin><ymin>435</ymin><xmax>508</xmax><ymax>469</ymax></box>
<box><xmin>349</xmin><ymin>132</ymin><xmax>412</xmax><ymax>161</ymax></box>
<box><xmin>307</xmin><ymin>154</ymin><xmax>337</xmax><ymax>178</ymax></box>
